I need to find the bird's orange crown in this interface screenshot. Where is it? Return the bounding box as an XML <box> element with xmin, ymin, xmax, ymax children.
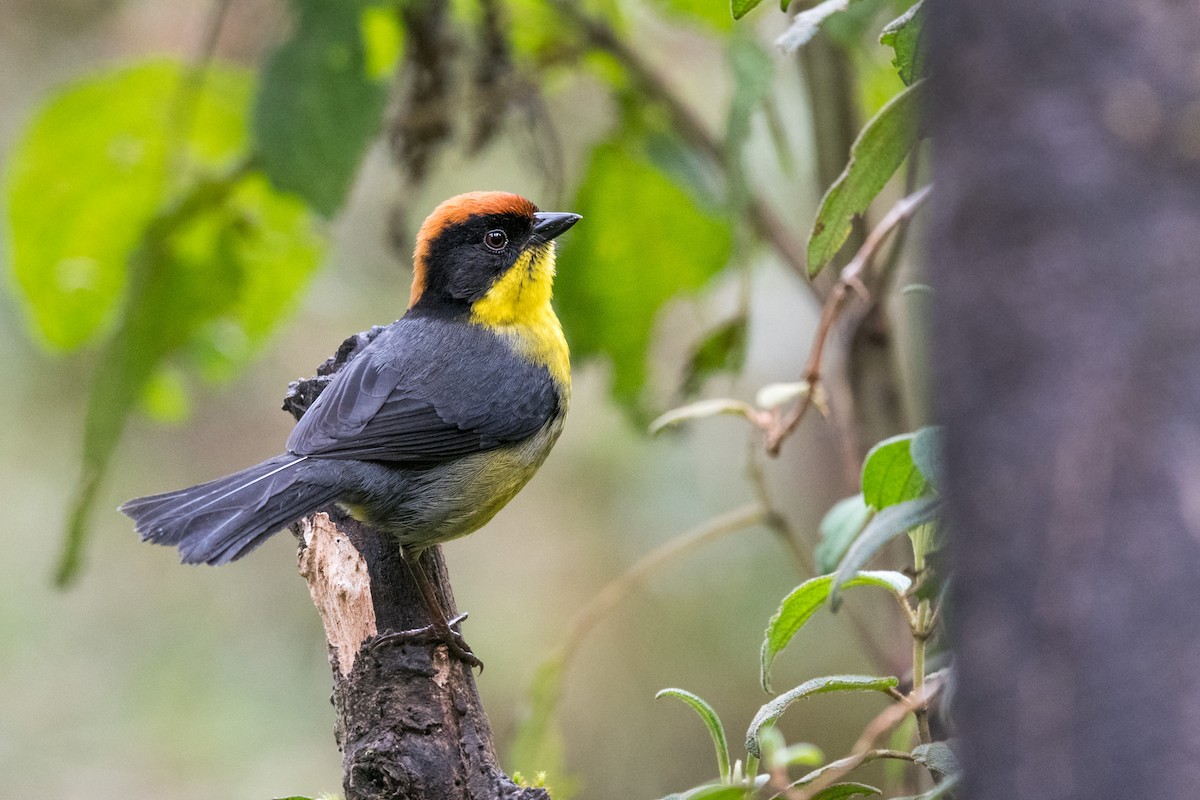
<box><xmin>410</xmin><ymin>192</ymin><xmax>538</xmax><ymax>308</ymax></box>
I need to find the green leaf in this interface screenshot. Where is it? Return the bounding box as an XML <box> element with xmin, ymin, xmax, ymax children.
<box><xmin>746</xmin><ymin>675</ymin><xmax>898</xmax><ymax>757</ymax></box>
<box><xmin>61</xmin><ymin>167</ymin><xmax>324</xmax><ymax>583</ymax></box>
<box><xmin>879</xmin><ymin>1</ymin><xmax>925</xmax><ymax>86</ymax></box>
<box><xmin>4</xmin><ymin>61</ymin><xmax>249</xmax><ymax>351</ymax></box>
<box><xmin>806</xmin><ymin>80</ymin><xmax>924</xmax><ymax>277</ymax></box>
<box><xmin>254</xmin><ymin>0</ymin><xmax>389</xmax><ymax>215</ymax></box>
<box><xmin>760</xmin><ymin>571</ymin><xmax>910</xmax><ymax>691</ymax></box>
<box><xmin>556</xmin><ymin>140</ymin><xmax>733</xmax><ymax>416</ymax></box>
<box><xmin>861</xmin><ymin>432</ymin><xmax>926</xmax><ymax>510</ymax></box>
<box><xmin>15</xmin><ymin>59</ymin><xmax>327</xmax><ymax>583</ymax></box>
<box><xmin>829</xmin><ymin>495</ymin><xmax>941</xmax><ymax>610</ymax></box>
<box><xmin>775</xmin><ymin>0</ymin><xmax>852</xmax><ymax>49</ymax></box>
<box><xmin>814</xmin><ymin>494</ymin><xmax>872</xmax><ymax>573</ymax></box>
<box><xmin>909</xmin><ymin>425</ymin><xmax>944</xmax><ymax>490</ymax></box>
<box><xmin>682</xmin><ymin>315</ymin><xmax>748</xmax><ymax>396</ymax></box>
<box><xmin>810</xmin><ymin>782</ymin><xmax>881</xmax><ymax>800</ymax></box>
<box><xmin>731</xmin><ymin>0</ymin><xmax>764</xmax><ymax>21</ymax></box>
<box><xmin>656</xmin><ymin>688</ymin><xmax>732</xmax><ymax>782</ymax></box>
<box><xmin>911</xmin><ymin>741</ymin><xmax>960</xmax><ymax>777</ymax></box>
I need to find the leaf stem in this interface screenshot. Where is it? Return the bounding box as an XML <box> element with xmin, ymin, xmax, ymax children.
<box><xmin>557</xmin><ymin>503</ymin><xmax>769</xmax><ymax>667</ymax></box>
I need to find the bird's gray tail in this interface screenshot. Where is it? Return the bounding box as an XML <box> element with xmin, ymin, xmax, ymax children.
<box><xmin>120</xmin><ymin>454</ymin><xmax>339</xmax><ymax>565</ymax></box>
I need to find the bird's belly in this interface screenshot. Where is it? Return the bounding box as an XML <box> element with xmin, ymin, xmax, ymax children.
<box><xmin>338</xmin><ymin>416</ymin><xmax>564</xmax><ymax>550</ymax></box>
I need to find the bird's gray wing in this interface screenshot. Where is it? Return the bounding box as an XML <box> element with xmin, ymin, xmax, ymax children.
<box><xmin>285</xmin><ymin>316</ymin><xmax>560</xmax><ymax>462</ymax></box>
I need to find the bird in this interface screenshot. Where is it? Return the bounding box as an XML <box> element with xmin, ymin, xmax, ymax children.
<box><xmin>121</xmin><ymin>191</ymin><xmax>580</xmax><ymax>666</ymax></box>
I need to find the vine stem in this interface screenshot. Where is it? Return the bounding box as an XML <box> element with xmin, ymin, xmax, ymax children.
<box><xmin>763</xmin><ymin>184</ymin><xmax>932</xmax><ymax>456</ymax></box>
<box><xmin>910</xmin><ymin>523</ymin><xmax>934</xmax><ymax>745</ymax></box>
<box><xmin>557</xmin><ymin>503</ymin><xmax>769</xmax><ymax>664</ymax></box>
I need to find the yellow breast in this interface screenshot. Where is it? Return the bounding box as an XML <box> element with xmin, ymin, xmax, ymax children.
<box><xmin>468</xmin><ymin>245</ymin><xmax>571</xmax><ymax>392</ymax></box>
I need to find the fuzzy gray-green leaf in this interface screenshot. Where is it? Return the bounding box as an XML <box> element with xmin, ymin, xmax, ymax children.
<box><xmin>807</xmin><ymin>80</ymin><xmax>923</xmax><ymax>276</ymax></box>
<box><xmin>909</xmin><ymin>425</ymin><xmax>945</xmax><ymax>490</ymax></box>
<box><xmin>861</xmin><ymin>432</ymin><xmax>926</xmax><ymax>510</ymax></box>
<box><xmin>829</xmin><ymin>495</ymin><xmax>941</xmax><ymax>610</ymax></box>
<box><xmin>657</xmin><ymin>688</ymin><xmax>732</xmax><ymax>782</ymax></box>
<box><xmin>912</xmin><ymin>741</ymin><xmax>960</xmax><ymax>777</ymax></box>
<box><xmin>760</xmin><ymin>571</ymin><xmax>910</xmax><ymax>691</ymax></box>
<box><xmin>815</xmin><ymin>494</ymin><xmax>872</xmax><ymax>573</ymax></box>
<box><xmin>879</xmin><ymin>1</ymin><xmax>925</xmax><ymax>85</ymax></box>
<box><xmin>746</xmin><ymin>675</ymin><xmax>898</xmax><ymax>757</ymax></box>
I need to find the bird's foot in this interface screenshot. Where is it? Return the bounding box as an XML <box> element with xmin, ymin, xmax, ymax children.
<box><xmin>370</xmin><ymin>612</ymin><xmax>483</xmax><ymax>670</ymax></box>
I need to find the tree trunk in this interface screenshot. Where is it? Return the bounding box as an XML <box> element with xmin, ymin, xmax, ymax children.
<box><xmin>286</xmin><ymin>336</ymin><xmax>546</xmax><ymax>800</ymax></box>
<box><xmin>928</xmin><ymin>0</ymin><xmax>1200</xmax><ymax>798</ymax></box>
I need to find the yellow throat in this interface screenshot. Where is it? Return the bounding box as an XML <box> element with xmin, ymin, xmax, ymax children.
<box><xmin>469</xmin><ymin>244</ymin><xmax>571</xmax><ymax>392</ymax></box>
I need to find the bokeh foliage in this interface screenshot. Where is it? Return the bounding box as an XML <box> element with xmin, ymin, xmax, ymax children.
<box><xmin>3</xmin><ymin>0</ymin><xmax>939</xmax><ymax>795</ymax></box>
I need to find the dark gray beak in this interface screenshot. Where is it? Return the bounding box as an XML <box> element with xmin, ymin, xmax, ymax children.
<box><xmin>532</xmin><ymin>211</ymin><xmax>582</xmax><ymax>242</ymax></box>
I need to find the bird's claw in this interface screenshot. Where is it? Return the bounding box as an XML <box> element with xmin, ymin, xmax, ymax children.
<box><xmin>369</xmin><ymin>612</ymin><xmax>483</xmax><ymax>671</ymax></box>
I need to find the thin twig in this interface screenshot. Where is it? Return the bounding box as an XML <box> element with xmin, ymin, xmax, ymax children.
<box><xmin>547</xmin><ymin>0</ymin><xmax>814</xmax><ymax>288</ymax></box>
<box><xmin>763</xmin><ymin>185</ymin><xmax>932</xmax><ymax>456</ymax></box>
<box><xmin>775</xmin><ymin>749</ymin><xmax>917</xmax><ymax>800</ymax></box>
<box><xmin>558</xmin><ymin>503</ymin><xmax>770</xmax><ymax>660</ymax></box>
<box><xmin>778</xmin><ymin>676</ymin><xmax>944</xmax><ymax>800</ymax></box>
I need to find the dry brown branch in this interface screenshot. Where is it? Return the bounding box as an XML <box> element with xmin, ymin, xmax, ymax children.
<box><xmin>763</xmin><ymin>185</ymin><xmax>933</xmax><ymax>456</ymax></box>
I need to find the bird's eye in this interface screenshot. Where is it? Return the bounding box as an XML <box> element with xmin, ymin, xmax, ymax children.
<box><xmin>484</xmin><ymin>229</ymin><xmax>508</xmax><ymax>251</ymax></box>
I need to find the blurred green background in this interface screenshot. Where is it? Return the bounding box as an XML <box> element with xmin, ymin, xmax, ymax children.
<box><xmin>0</xmin><ymin>1</ymin><xmax>920</xmax><ymax>798</ymax></box>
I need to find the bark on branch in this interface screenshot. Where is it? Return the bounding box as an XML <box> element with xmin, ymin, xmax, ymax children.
<box><xmin>286</xmin><ymin>336</ymin><xmax>546</xmax><ymax>800</ymax></box>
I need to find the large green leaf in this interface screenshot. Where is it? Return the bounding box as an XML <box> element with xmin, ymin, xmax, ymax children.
<box><xmin>556</xmin><ymin>140</ymin><xmax>733</xmax><ymax>415</ymax></box>
<box><xmin>6</xmin><ymin>59</ymin><xmax>327</xmax><ymax>583</ymax></box>
<box><xmin>63</xmin><ymin>168</ymin><xmax>324</xmax><ymax>582</ymax></box>
<box><xmin>254</xmin><ymin>0</ymin><xmax>390</xmax><ymax>216</ymax></box>
<box><xmin>746</xmin><ymin>675</ymin><xmax>898</xmax><ymax>757</ymax></box>
<box><xmin>879</xmin><ymin>1</ymin><xmax>925</xmax><ymax>86</ymax></box>
<box><xmin>4</xmin><ymin>61</ymin><xmax>248</xmax><ymax>350</ymax></box>
<box><xmin>829</xmin><ymin>495</ymin><xmax>941</xmax><ymax>610</ymax></box>
<box><xmin>861</xmin><ymin>432</ymin><xmax>926</xmax><ymax>510</ymax></box>
<box><xmin>760</xmin><ymin>571</ymin><xmax>910</xmax><ymax>691</ymax></box>
<box><xmin>656</xmin><ymin>688</ymin><xmax>731</xmax><ymax>782</ymax></box>
<box><xmin>807</xmin><ymin>80</ymin><xmax>924</xmax><ymax>277</ymax></box>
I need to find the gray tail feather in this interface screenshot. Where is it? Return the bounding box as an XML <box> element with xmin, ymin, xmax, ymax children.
<box><xmin>120</xmin><ymin>454</ymin><xmax>339</xmax><ymax>566</ymax></box>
